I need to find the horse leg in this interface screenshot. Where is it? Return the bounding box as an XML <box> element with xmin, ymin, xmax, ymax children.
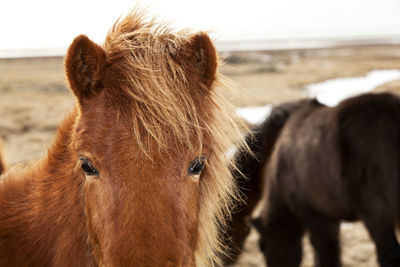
<box><xmin>291</xmin><ymin>202</ymin><xmax>342</xmax><ymax>267</ymax></box>
<box><xmin>349</xmin><ymin>167</ymin><xmax>400</xmax><ymax>267</ymax></box>
<box><xmin>361</xmin><ymin>211</ymin><xmax>400</xmax><ymax>267</ymax></box>
<box><xmin>253</xmin><ymin>194</ymin><xmax>304</xmax><ymax>267</ymax></box>
<box><xmin>306</xmin><ymin>217</ymin><xmax>341</xmax><ymax>267</ymax></box>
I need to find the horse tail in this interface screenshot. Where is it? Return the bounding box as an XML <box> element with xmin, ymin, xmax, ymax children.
<box><xmin>223</xmin><ymin>98</ymin><xmax>313</xmax><ymax>264</ymax></box>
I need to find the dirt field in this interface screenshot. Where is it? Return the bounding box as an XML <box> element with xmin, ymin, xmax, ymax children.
<box><xmin>1</xmin><ymin>44</ymin><xmax>400</xmax><ymax>266</ymax></box>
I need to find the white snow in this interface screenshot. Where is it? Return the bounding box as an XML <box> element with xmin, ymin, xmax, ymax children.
<box><xmin>305</xmin><ymin>69</ymin><xmax>400</xmax><ymax>106</ymax></box>
<box><xmin>225</xmin><ymin>146</ymin><xmax>238</xmax><ymax>159</ymax></box>
<box><xmin>236</xmin><ymin>104</ymin><xmax>272</xmax><ymax>125</ymax></box>
<box><xmin>236</xmin><ymin>69</ymin><xmax>400</xmax><ymax>125</ymax></box>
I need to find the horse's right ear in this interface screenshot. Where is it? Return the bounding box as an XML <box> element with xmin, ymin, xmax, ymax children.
<box><xmin>65</xmin><ymin>35</ymin><xmax>106</xmax><ymax>101</ymax></box>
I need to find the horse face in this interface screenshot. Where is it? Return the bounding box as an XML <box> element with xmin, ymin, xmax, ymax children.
<box><xmin>65</xmin><ymin>24</ymin><xmax>219</xmax><ymax>265</ymax></box>
<box><xmin>73</xmin><ymin>96</ymin><xmax>202</xmax><ymax>265</ymax></box>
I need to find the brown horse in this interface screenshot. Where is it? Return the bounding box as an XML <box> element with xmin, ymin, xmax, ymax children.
<box><xmin>222</xmin><ymin>99</ymin><xmax>311</xmax><ymax>264</ymax></box>
<box><xmin>251</xmin><ymin>93</ymin><xmax>400</xmax><ymax>267</ymax></box>
<box><xmin>0</xmin><ymin>10</ymin><xmax>245</xmax><ymax>266</ymax></box>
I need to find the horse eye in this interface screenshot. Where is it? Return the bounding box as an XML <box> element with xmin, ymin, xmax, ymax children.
<box><xmin>79</xmin><ymin>158</ymin><xmax>99</xmax><ymax>176</ymax></box>
<box><xmin>188</xmin><ymin>156</ymin><xmax>207</xmax><ymax>177</ymax></box>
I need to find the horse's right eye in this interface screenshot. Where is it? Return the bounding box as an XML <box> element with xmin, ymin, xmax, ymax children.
<box><xmin>188</xmin><ymin>156</ymin><xmax>207</xmax><ymax>177</ymax></box>
<box><xmin>79</xmin><ymin>158</ymin><xmax>99</xmax><ymax>176</ymax></box>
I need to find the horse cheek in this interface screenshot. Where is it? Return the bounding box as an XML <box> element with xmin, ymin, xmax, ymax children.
<box><xmin>83</xmin><ymin>178</ymin><xmax>109</xmax><ymax>263</ymax></box>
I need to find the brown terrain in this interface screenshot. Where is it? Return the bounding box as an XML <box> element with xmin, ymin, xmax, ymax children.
<box><xmin>1</xmin><ymin>44</ymin><xmax>400</xmax><ymax>266</ymax></box>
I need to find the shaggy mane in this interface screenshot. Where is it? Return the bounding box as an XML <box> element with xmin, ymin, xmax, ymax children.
<box><xmin>102</xmin><ymin>9</ymin><xmax>246</xmax><ymax>266</ymax></box>
<box><xmin>104</xmin><ymin>10</ymin><xmax>196</xmax><ymax>157</ymax></box>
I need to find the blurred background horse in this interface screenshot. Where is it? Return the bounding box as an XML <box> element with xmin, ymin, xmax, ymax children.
<box><xmin>253</xmin><ymin>93</ymin><xmax>400</xmax><ymax>267</ymax></box>
<box><xmin>227</xmin><ymin>93</ymin><xmax>400</xmax><ymax>267</ymax></box>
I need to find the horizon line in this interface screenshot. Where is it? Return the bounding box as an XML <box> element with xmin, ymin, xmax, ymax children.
<box><xmin>1</xmin><ymin>36</ymin><xmax>400</xmax><ymax>59</ymax></box>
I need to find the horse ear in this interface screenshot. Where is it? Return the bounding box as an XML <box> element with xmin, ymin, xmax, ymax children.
<box><xmin>187</xmin><ymin>32</ymin><xmax>217</xmax><ymax>89</ymax></box>
<box><xmin>65</xmin><ymin>35</ymin><xmax>106</xmax><ymax>101</ymax></box>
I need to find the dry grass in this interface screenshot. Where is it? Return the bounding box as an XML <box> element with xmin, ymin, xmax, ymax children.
<box><xmin>222</xmin><ymin>44</ymin><xmax>400</xmax><ymax>107</ymax></box>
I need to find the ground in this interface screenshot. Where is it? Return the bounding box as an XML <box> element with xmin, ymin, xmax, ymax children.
<box><xmin>1</xmin><ymin>44</ymin><xmax>400</xmax><ymax>266</ymax></box>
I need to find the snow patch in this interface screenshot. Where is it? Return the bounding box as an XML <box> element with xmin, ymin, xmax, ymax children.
<box><xmin>305</xmin><ymin>69</ymin><xmax>400</xmax><ymax>106</ymax></box>
<box><xmin>235</xmin><ymin>69</ymin><xmax>400</xmax><ymax>125</ymax></box>
<box><xmin>225</xmin><ymin>146</ymin><xmax>238</xmax><ymax>159</ymax></box>
<box><xmin>236</xmin><ymin>104</ymin><xmax>273</xmax><ymax>125</ymax></box>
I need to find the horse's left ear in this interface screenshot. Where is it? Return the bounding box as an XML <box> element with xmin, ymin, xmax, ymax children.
<box><xmin>65</xmin><ymin>35</ymin><xmax>106</xmax><ymax>101</ymax></box>
<box><xmin>187</xmin><ymin>32</ymin><xmax>217</xmax><ymax>89</ymax></box>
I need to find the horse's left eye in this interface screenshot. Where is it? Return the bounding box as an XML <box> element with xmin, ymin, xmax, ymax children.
<box><xmin>79</xmin><ymin>157</ymin><xmax>99</xmax><ymax>176</ymax></box>
<box><xmin>188</xmin><ymin>156</ymin><xmax>206</xmax><ymax>177</ymax></box>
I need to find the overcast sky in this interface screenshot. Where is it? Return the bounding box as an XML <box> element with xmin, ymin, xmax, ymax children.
<box><xmin>1</xmin><ymin>0</ymin><xmax>400</xmax><ymax>51</ymax></box>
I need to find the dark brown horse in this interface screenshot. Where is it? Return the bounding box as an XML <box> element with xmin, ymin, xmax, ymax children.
<box><xmin>222</xmin><ymin>99</ymin><xmax>311</xmax><ymax>264</ymax></box>
<box><xmin>251</xmin><ymin>92</ymin><xmax>400</xmax><ymax>267</ymax></box>
<box><xmin>0</xmin><ymin>10</ymin><xmax>245</xmax><ymax>266</ymax></box>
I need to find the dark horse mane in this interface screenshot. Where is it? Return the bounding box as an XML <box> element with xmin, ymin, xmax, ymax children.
<box><xmin>223</xmin><ymin>98</ymin><xmax>316</xmax><ymax>263</ymax></box>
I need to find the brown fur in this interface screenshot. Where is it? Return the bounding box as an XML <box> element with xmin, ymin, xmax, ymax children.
<box><xmin>0</xmin><ymin>9</ymin><xmax>244</xmax><ymax>266</ymax></box>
